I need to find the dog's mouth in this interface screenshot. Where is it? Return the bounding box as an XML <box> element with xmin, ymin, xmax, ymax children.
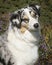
<box><xmin>18</xmin><ymin>21</ymin><xmax>40</xmax><ymax>33</ymax></box>
<box><xmin>20</xmin><ymin>25</ymin><xmax>39</xmax><ymax>34</ymax></box>
<box><xmin>19</xmin><ymin>26</ymin><xmax>41</xmax><ymax>44</ymax></box>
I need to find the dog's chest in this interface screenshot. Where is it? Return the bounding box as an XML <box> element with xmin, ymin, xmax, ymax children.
<box><xmin>7</xmin><ymin>29</ymin><xmax>39</xmax><ymax>65</ymax></box>
<box><xmin>7</xmin><ymin>42</ymin><xmax>38</xmax><ymax>65</ymax></box>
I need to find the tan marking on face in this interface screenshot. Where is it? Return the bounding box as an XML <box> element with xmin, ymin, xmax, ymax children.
<box><xmin>30</xmin><ymin>11</ymin><xmax>36</xmax><ymax>17</ymax></box>
<box><xmin>20</xmin><ymin>27</ymin><xmax>27</xmax><ymax>33</ymax></box>
<box><xmin>20</xmin><ymin>23</ymin><xmax>28</xmax><ymax>33</ymax></box>
<box><xmin>21</xmin><ymin>23</ymin><xmax>28</xmax><ymax>28</ymax></box>
<box><xmin>23</xmin><ymin>14</ymin><xmax>29</xmax><ymax>19</ymax></box>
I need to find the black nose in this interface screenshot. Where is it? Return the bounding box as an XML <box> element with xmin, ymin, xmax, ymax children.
<box><xmin>34</xmin><ymin>23</ymin><xmax>39</xmax><ymax>28</ymax></box>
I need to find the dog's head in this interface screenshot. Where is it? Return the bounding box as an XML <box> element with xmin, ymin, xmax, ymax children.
<box><xmin>10</xmin><ymin>4</ymin><xmax>40</xmax><ymax>33</ymax></box>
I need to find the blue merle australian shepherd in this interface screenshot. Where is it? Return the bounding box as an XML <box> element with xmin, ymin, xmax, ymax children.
<box><xmin>0</xmin><ymin>4</ymin><xmax>41</xmax><ymax>65</ymax></box>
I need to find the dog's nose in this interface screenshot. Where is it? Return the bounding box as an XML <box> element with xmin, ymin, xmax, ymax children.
<box><xmin>33</xmin><ymin>23</ymin><xmax>39</xmax><ymax>28</ymax></box>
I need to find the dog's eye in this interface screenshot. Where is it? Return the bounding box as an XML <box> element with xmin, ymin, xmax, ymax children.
<box><xmin>30</xmin><ymin>11</ymin><xmax>37</xmax><ymax>18</ymax></box>
<box><xmin>21</xmin><ymin>18</ymin><xmax>29</xmax><ymax>23</ymax></box>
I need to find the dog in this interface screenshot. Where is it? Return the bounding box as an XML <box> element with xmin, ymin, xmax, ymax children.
<box><xmin>0</xmin><ymin>4</ymin><xmax>41</xmax><ymax>65</ymax></box>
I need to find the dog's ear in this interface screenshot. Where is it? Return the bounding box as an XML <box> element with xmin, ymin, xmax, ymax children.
<box><xmin>29</xmin><ymin>4</ymin><xmax>40</xmax><ymax>16</ymax></box>
<box><xmin>35</xmin><ymin>5</ymin><xmax>40</xmax><ymax>10</ymax></box>
<box><xmin>10</xmin><ymin>11</ymin><xmax>21</xmax><ymax>28</ymax></box>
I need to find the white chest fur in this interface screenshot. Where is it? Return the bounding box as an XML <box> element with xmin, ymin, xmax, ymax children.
<box><xmin>7</xmin><ymin>28</ymin><xmax>39</xmax><ymax>65</ymax></box>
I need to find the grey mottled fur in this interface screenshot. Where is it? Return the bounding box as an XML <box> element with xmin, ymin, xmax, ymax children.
<box><xmin>0</xmin><ymin>31</ymin><xmax>14</xmax><ymax>65</ymax></box>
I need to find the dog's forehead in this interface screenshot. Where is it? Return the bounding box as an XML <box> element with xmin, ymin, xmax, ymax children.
<box><xmin>21</xmin><ymin>8</ymin><xmax>34</xmax><ymax>18</ymax></box>
<box><xmin>21</xmin><ymin>5</ymin><xmax>40</xmax><ymax>16</ymax></box>
<box><xmin>21</xmin><ymin>6</ymin><xmax>39</xmax><ymax>16</ymax></box>
<box><xmin>21</xmin><ymin>7</ymin><xmax>34</xmax><ymax>13</ymax></box>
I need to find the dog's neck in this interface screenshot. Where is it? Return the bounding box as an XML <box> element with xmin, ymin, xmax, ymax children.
<box><xmin>7</xmin><ymin>23</ymin><xmax>40</xmax><ymax>48</ymax></box>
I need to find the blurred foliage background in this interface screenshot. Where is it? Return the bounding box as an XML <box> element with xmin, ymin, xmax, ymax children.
<box><xmin>0</xmin><ymin>0</ymin><xmax>52</xmax><ymax>65</ymax></box>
